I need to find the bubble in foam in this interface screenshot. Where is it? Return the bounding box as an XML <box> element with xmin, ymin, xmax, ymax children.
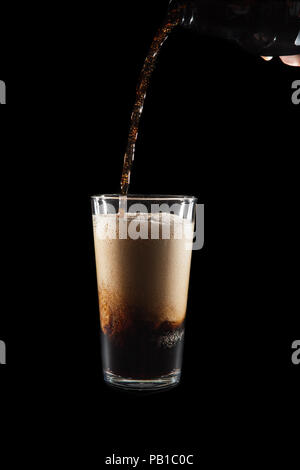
<box><xmin>93</xmin><ymin>214</ymin><xmax>117</xmax><ymax>240</ymax></box>
<box><xmin>157</xmin><ymin>328</ymin><xmax>185</xmax><ymax>349</ymax></box>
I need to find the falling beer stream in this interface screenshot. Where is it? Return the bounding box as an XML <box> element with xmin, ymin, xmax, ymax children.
<box><xmin>120</xmin><ymin>7</ymin><xmax>183</xmax><ymax>195</ymax></box>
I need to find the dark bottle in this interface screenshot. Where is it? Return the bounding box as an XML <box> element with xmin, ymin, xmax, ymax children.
<box><xmin>168</xmin><ymin>0</ymin><xmax>300</xmax><ymax>56</ymax></box>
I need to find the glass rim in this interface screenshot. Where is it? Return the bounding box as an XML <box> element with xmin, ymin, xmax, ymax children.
<box><xmin>91</xmin><ymin>194</ymin><xmax>197</xmax><ymax>202</ymax></box>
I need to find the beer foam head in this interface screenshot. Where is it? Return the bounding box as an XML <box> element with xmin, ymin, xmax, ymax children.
<box><xmin>93</xmin><ymin>212</ymin><xmax>193</xmax><ymax>241</ymax></box>
<box><xmin>93</xmin><ymin>212</ymin><xmax>194</xmax><ymax>329</ymax></box>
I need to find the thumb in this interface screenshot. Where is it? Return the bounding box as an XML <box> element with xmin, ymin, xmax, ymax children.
<box><xmin>261</xmin><ymin>56</ymin><xmax>273</xmax><ymax>61</ymax></box>
<box><xmin>279</xmin><ymin>55</ymin><xmax>300</xmax><ymax>66</ymax></box>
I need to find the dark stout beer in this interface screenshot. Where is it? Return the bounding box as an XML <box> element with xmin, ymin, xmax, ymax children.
<box><xmin>93</xmin><ymin>211</ymin><xmax>194</xmax><ymax>386</ymax></box>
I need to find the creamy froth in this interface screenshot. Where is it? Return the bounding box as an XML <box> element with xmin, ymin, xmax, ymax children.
<box><xmin>93</xmin><ymin>213</ymin><xmax>193</xmax><ymax>334</ymax></box>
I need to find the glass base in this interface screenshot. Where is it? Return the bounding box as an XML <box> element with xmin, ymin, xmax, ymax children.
<box><xmin>104</xmin><ymin>370</ymin><xmax>181</xmax><ymax>391</ymax></box>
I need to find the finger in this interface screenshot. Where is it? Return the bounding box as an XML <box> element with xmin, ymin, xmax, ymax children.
<box><xmin>261</xmin><ymin>56</ymin><xmax>273</xmax><ymax>61</ymax></box>
<box><xmin>279</xmin><ymin>55</ymin><xmax>300</xmax><ymax>66</ymax></box>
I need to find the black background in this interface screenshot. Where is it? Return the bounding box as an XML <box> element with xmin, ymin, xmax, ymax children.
<box><xmin>0</xmin><ymin>0</ymin><xmax>299</xmax><ymax>465</ymax></box>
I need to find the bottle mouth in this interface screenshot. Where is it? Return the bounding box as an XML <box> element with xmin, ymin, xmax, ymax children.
<box><xmin>168</xmin><ymin>0</ymin><xmax>190</xmax><ymax>26</ymax></box>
